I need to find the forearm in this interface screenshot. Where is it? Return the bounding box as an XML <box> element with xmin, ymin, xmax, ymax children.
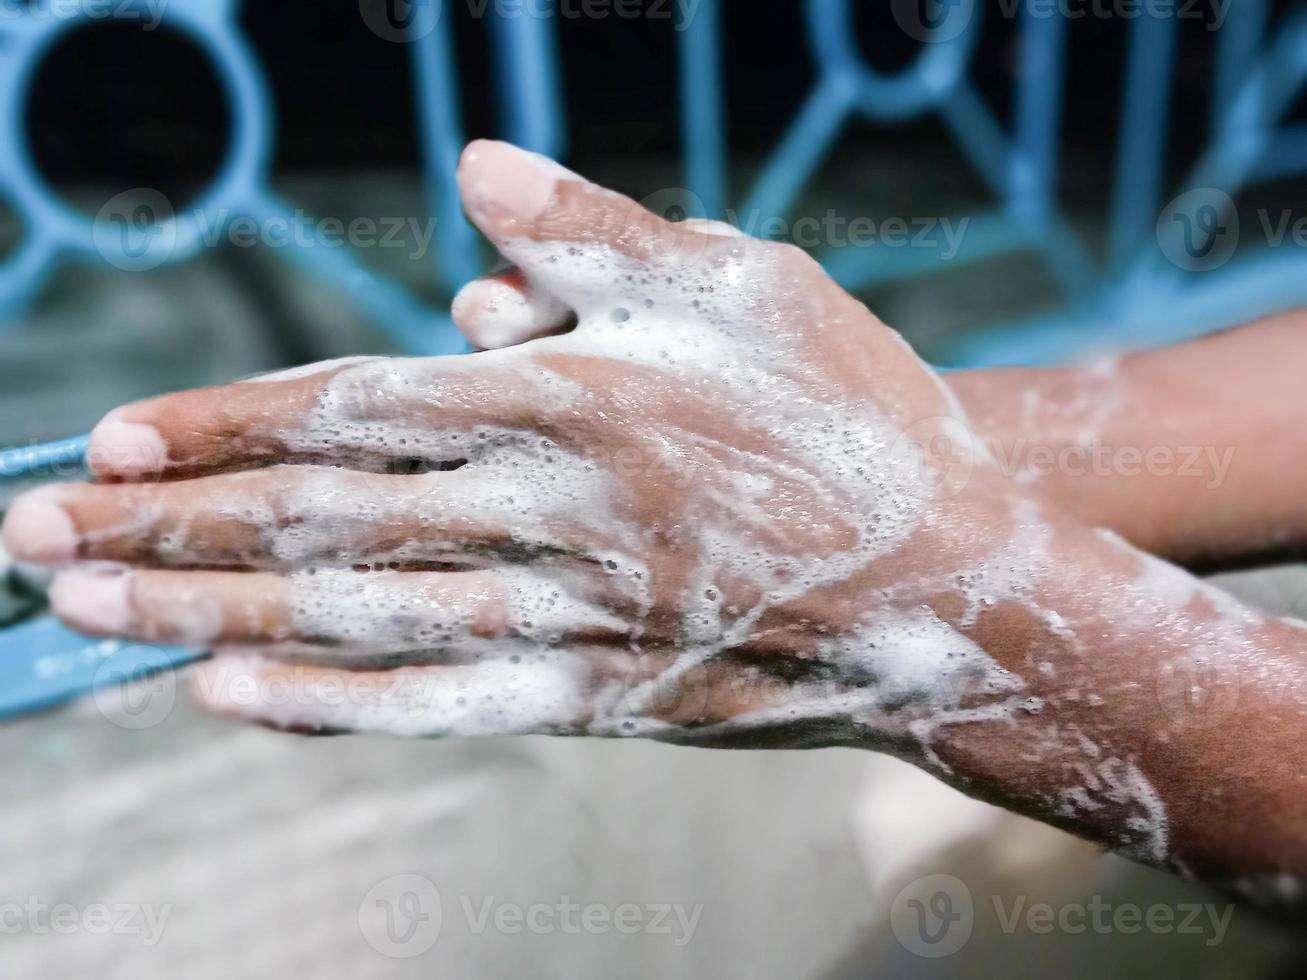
<box><xmin>915</xmin><ymin>500</ymin><xmax>1307</xmax><ymax>893</ymax></box>
<box><xmin>949</xmin><ymin>309</ymin><xmax>1307</xmax><ymax>566</ymax></box>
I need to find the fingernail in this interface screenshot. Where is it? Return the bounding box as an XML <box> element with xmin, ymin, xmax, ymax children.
<box><xmin>2</xmin><ymin>491</ymin><xmax>76</xmax><ymax>563</ymax></box>
<box><xmin>49</xmin><ymin>568</ymin><xmax>132</xmax><ymax>635</ymax></box>
<box><xmin>87</xmin><ymin>410</ymin><xmax>168</xmax><ymax>478</ymax></box>
<box><xmin>460</xmin><ymin>141</ymin><xmax>575</xmax><ymax>227</ymax></box>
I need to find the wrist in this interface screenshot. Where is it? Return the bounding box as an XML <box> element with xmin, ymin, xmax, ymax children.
<box><xmin>947</xmin><ymin>362</ymin><xmax>1223</xmax><ymax>561</ymax></box>
<box><xmin>923</xmin><ymin>505</ymin><xmax>1307</xmax><ymax>880</ymax></box>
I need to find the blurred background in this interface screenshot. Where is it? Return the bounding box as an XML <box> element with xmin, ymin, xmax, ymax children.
<box><xmin>2</xmin><ymin>0</ymin><xmax>1307</xmax><ymax>975</ymax></box>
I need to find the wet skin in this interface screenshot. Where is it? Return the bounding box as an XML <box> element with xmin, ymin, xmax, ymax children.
<box><xmin>5</xmin><ymin>142</ymin><xmax>1307</xmax><ymax>898</ymax></box>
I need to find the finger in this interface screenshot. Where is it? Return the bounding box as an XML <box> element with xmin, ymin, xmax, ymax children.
<box><xmin>48</xmin><ymin>566</ymin><xmax>626</xmax><ymax>658</ymax></box>
<box><xmin>193</xmin><ymin>644</ymin><xmax>801</xmax><ymax>739</ymax></box>
<box><xmin>456</xmin><ymin>140</ymin><xmax>728</xmax><ymax>300</ymax></box>
<box><xmin>50</xmin><ymin>566</ymin><xmax>294</xmax><ymax>646</ymax></box>
<box><xmin>191</xmin><ymin>649</ymin><xmax>594</xmax><ymax>736</ymax></box>
<box><xmin>84</xmin><ymin>352</ymin><xmax>560</xmax><ymax>481</ymax></box>
<box><xmin>83</xmin><ymin>357</ymin><xmax>383</xmax><ymax>480</ymax></box>
<box><xmin>451</xmin><ymin>267</ymin><xmax>574</xmax><ymax>350</ymax></box>
<box><xmin>5</xmin><ymin>462</ymin><xmax>605</xmax><ymax>569</ymax></box>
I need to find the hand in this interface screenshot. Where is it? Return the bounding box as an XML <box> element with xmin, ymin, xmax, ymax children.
<box><xmin>12</xmin><ymin>143</ymin><xmax>1307</xmax><ymax>886</ymax></box>
<box><xmin>2</xmin><ymin>141</ymin><xmax>1028</xmax><ymax>743</ymax></box>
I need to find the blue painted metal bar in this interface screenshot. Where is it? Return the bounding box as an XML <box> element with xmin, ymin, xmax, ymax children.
<box><xmin>679</xmin><ymin>0</ymin><xmax>726</xmax><ymax>219</ymax></box>
<box><xmin>1253</xmin><ymin>124</ymin><xmax>1307</xmax><ymax>181</ymax></box>
<box><xmin>1011</xmin><ymin>6</ymin><xmax>1069</xmax><ymax>233</ymax></box>
<box><xmin>1108</xmin><ymin>10</ymin><xmax>1178</xmax><ymax>278</ymax></box>
<box><xmin>822</xmin><ymin>209</ymin><xmax>1023</xmax><ymax>291</ymax></box>
<box><xmin>0</xmin><ymin>617</ymin><xmax>201</xmax><ymax>721</ymax></box>
<box><xmin>1035</xmin><ymin>218</ymin><xmax>1100</xmax><ymax>299</ymax></box>
<box><xmin>246</xmin><ymin>191</ymin><xmax>464</xmax><ymax>356</ymax></box>
<box><xmin>741</xmin><ymin>78</ymin><xmax>851</xmax><ymax>228</ymax></box>
<box><xmin>1211</xmin><ymin>0</ymin><xmax>1267</xmax><ymax>123</ymax></box>
<box><xmin>0</xmin><ymin>434</ymin><xmax>88</xmax><ymax>479</ymax></box>
<box><xmin>410</xmin><ymin>0</ymin><xmax>482</xmax><ymax>290</ymax></box>
<box><xmin>0</xmin><ymin>237</ymin><xmax>59</xmax><ymax>320</ymax></box>
<box><xmin>493</xmin><ymin>1</ymin><xmax>565</xmax><ymax>157</ymax></box>
<box><xmin>938</xmin><ymin>85</ymin><xmax>1015</xmax><ymax>209</ymax></box>
<box><xmin>943</xmin><ymin>249</ymin><xmax>1307</xmax><ymax>369</ymax></box>
<box><xmin>1142</xmin><ymin>12</ymin><xmax>1307</xmax><ymax>284</ymax></box>
<box><xmin>808</xmin><ymin>0</ymin><xmax>981</xmax><ymax>121</ymax></box>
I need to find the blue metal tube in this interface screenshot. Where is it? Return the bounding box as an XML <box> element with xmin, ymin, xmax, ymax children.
<box><xmin>0</xmin><ymin>435</ymin><xmax>89</xmax><ymax>480</ymax></box>
<box><xmin>493</xmin><ymin>1</ymin><xmax>565</xmax><ymax>157</ymax></box>
<box><xmin>678</xmin><ymin>0</ymin><xmax>726</xmax><ymax>220</ymax></box>
<box><xmin>410</xmin><ymin>0</ymin><xmax>482</xmax><ymax>290</ymax></box>
<box><xmin>1108</xmin><ymin>12</ymin><xmax>1178</xmax><ymax>277</ymax></box>
<box><xmin>0</xmin><ymin>618</ymin><xmax>202</xmax><ymax>721</ymax></box>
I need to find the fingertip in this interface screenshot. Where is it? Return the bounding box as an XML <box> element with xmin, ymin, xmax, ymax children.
<box><xmin>49</xmin><ymin>566</ymin><xmax>132</xmax><ymax>636</ymax></box>
<box><xmin>457</xmin><ymin>138</ymin><xmax>496</xmax><ymax>176</ymax></box>
<box><xmin>87</xmin><ymin>408</ymin><xmax>168</xmax><ymax>479</ymax></box>
<box><xmin>457</xmin><ymin>140</ymin><xmax>582</xmax><ymax>237</ymax></box>
<box><xmin>451</xmin><ymin>276</ymin><xmax>531</xmax><ymax>339</ymax></box>
<box><xmin>2</xmin><ymin>488</ymin><xmax>76</xmax><ymax>563</ymax></box>
<box><xmin>452</xmin><ymin>274</ymin><xmax>572</xmax><ymax>349</ymax></box>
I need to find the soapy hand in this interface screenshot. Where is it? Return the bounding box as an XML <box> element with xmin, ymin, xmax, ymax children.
<box><xmin>3</xmin><ymin>142</ymin><xmax>1039</xmax><ymax>742</ymax></box>
<box><xmin>12</xmin><ymin>142</ymin><xmax>1307</xmax><ymax>888</ymax></box>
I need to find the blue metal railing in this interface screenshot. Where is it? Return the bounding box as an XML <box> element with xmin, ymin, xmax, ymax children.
<box><xmin>2</xmin><ymin>0</ymin><xmax>1307</xmax><ymax>717</ymax></box>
